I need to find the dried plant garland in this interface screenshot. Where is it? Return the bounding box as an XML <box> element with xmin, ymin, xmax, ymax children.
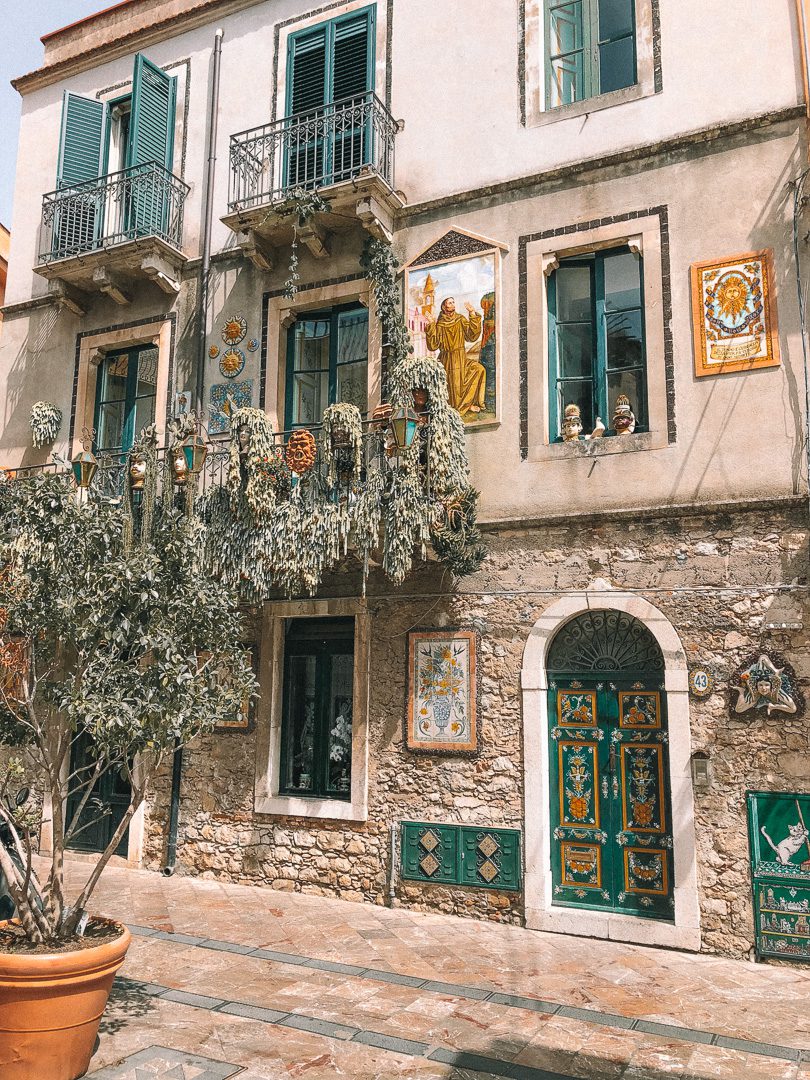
<box><xmin>29</xmin><ymin>402</ymin><xmax>62</xmax><ymax>449</ymax></box>
<box><xmin>275</xmin><ymin>188</ymin><xmax>331</xmax><ymax>299</ymax></box>
<box><xmin>227</xmin><ymin>407</ymin><xmax>288</xmax><ymax>520</ymax></box>
<box><xmin>321</xmin><ymin>402</ymin><xmax>364</xmax><ymax>486</ymax></box>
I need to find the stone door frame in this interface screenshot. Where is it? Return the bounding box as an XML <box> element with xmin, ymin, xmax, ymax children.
<box><xmin>521</xmin><ymin>583</ymin><xmax>702</xmax><ymax>950</ymax></box>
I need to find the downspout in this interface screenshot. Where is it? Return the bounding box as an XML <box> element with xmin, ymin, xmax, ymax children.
<box><xmin>194</xmin><ymin>27</ymin><xmax>224</xmax><ymax>415</ymax></box>
<box><xmin>164</xmin><ymin>28</ymin><xmax>224</xmax><ymax>877</ymax></box>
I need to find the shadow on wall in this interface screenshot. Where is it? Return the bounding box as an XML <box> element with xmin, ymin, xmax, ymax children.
<box><xmin>668</xmin><ymin>139</ymin><xmax>809</xmax><ymax>506</ymax></box>
<box><xmin>0</xmin><ymin>305</ymin><xmax>63</xmax><ymax>463</ymax></box>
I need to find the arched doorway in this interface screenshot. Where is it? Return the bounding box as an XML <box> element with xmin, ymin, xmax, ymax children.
<box><xmin>521</xmin><ymin>588</ymin><xmax>701</xmax><ymax>951</ymax></box>
<box><xmin>546</xmin><ymin>610</ymin><xmax>672</xmax><ymax>920</ymax></box>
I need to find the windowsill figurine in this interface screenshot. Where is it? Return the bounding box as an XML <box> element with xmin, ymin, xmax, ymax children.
<box><xmin>612</xmin><ymin>394</ymin><xmax>636</xmax><ymax>435</ymax></box>
<box><xmin>562</xmin><ymin>403</ymin><xmax>605</xmax><ymax>442</ymax></box>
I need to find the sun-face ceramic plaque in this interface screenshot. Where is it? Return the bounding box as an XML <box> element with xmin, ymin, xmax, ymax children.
<box><xmin>691</xmin><ymin>250</ymin><xmax>780</xmax><ymax>377</ymax></box>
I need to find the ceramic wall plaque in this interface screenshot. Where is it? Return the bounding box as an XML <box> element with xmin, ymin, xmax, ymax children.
<box><xmin>406</xmin><ymin>628</ymin><xmax>479</xmax><ymax>755</ymax></box>
<box><xmin>690</xmin><ymin>250</ymin><xmax>780</xmax><ymax>377</ymax></box>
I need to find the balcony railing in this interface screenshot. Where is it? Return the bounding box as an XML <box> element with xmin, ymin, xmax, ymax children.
<box><xmin>39</xmin><ymin>162</ymin><xmax>190</xmax><ymax>264</ymax></box>
<box><xmin>228</xmin><ymin>92</ymin><xmax>397</xmax><ymax>212</ymax></box>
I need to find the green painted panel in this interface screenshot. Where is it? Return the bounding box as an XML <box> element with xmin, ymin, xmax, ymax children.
<box><xmin>459</xmin><ymin>827</ymin><xmax>521</xmax><ymax>891</ymax></box>
<box><xmin>748</xmin><ymin>790</ymin><xmax>810</xmax><ymax>963</ymax></box>
<box><xmin>58</xmin><ymin>92</ymin><xmax>106</xmax><ymax>188</ymax></box>
<box><xmin>401</xmin><ymin>822</ymin><xmax>457</xmax><ymax>885</ymax></box>
<box><xmin>401</xmin><ymin>822</ymin><xmax>521</xmax><ymax>891</ymax></box>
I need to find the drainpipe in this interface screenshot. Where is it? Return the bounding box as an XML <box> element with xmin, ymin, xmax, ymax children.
<box><xmin>165</xmin><ymin>28</ymin><xmax>224</xmax><ymax>877</ymax></box>
<box><xmin>163</xmin><ymin>742</ymin><xmax>184</xmax><ymax>876</ymax></box>
<box><xmin>194</xmin><ymin>27</ymin><xmax>224</xmax><ymax>415</ymax></box>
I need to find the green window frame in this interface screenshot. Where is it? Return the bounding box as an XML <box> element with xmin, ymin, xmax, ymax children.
<box><xmin>547</xmin><ymin>245</ymin><xmax>647</xmax><ymax>440</ymax></box>
<box><xmin>544</xmin><ymin>0</ymin><xmax>637</xmax><ymax>109</ymax></box>
<box><xmin>279</xmin><ymin>618</ymin><xmax>355</xmax><ymax>800</ymax></box>
<box><xmin>285</xmin><ymin>304</ymin><xmax>369</xmax><ymax>429</ymax></box>
<box><xmin>93</xmin><ymin>344</ymin><xmax>159</xmax><ymax>455</ymax></box>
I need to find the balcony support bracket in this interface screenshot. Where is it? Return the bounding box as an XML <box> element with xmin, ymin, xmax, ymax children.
<box><xmin>356</xmin><ymin>196</ymin><xmax>394</xmax><ymax>245</ymax></box>
<box><xmin>238</xmin><ymin>229</ymin><xmax>274</xmax><ymax>272</ymax></box>
<box><xmin>47</xmin><ymin>280</ymin><xmax>87</xmax><ymax>318</ymax></box>
<box><xmin>141</xmin><ymin>255</ymin><xmax>181</xmax><ymax>295</ymax></box>
<box><xmin>299</xmin><ymin>221</ymin><xmax>330</xmax><ymax>260</ymax></box>
<box><xmin>93</xmin><ymin>267</ymin><xmax>131</xmax><ymax>306</ymax></box>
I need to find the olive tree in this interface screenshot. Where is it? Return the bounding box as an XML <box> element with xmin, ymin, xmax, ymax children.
<box><xmin>0</xmin><ymin>472</ymin><xmax>254</xmax><ymax>942</ymax></box>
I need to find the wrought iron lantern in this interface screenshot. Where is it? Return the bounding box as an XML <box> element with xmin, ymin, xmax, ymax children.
<box><xmin>182</xmin><ymin>425</ymin><xmax>208</xmax><ymax>475</ymax></box>
<box><xmin>388</xmin><ymin>407</ymin><xmax>419</xmax><ymax>452</ymax></box>
<box><xmin>71</xmin><ymin>428</ymin><xmax>98</xmax><ymax>490</ymax></box>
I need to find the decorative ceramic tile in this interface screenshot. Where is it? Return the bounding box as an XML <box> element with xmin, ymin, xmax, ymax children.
<box><xmin>405</xmin><ymin>628</ymin><xmax>479</xmax><ymax>755</ymax></box>
<box><xmin>88</xmin><ymin>1045</ymin><xmax>240</xmax><ymax>1079</ymax></box>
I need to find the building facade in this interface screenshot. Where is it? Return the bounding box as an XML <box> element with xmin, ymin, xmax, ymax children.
<box><xmin>1</xmin><ymin>0</ymin><xmax>809</xmax><ymax>959</ymax></box>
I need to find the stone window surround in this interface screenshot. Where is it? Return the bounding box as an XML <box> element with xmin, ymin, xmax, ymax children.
<box><xmin>521</xmin><ymin>583</ymin><xmax>701</xmax><ymax>951</ymax></box>
<box><xmin>264</xmin><ymin>278</ymin><xmax>382</xmax><ymax>432</ymax></box>
<box><xmin>524</xmin><ymin>213</ymin><xmax>667</xmax><ymax>460</ymax></box>
<box><xmin>522</xmin><ymin>0</ymin><xmax>657</xmax><ymax>128</ymax></box>
<box><xmin>254</xmin><ymin>598</ymin><xmax>371</xmax><ymax>822</ymax></box>
<box><xmin>272</xmin><ymin>0</ymin><xmax>390</xmax><ymax>126</ymax></box>
<box><xmin>70</xmin><ymin>317</ymin><xmax>174</xmax><ymax>456</ymax></box>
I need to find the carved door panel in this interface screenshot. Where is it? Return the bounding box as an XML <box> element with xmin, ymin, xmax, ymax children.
<box><xmin>549</xmin><ymin>683</ymin><xmax>673</xmax><ymax>920</ymax></box>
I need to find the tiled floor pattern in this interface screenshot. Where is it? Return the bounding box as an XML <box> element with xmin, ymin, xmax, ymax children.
<box><xmin>88</xmin><ymin>1045</ymin><xmax>240</xmax><ymax>1079</ymax></box>
<box><xmin>68</xmin><ymin>862</ymin><xmax>810</xmax><ymax>1080</ymax></box>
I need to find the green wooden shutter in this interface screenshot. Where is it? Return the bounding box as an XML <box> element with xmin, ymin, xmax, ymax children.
<box><xmin>128</xmin><ymin>53</ymin><xmax>177</xmax><ymax>170</ymax></box>
<box><xmin>289</xmin><ymin>28</ymin><xmax>328</xmax><ymax>115</ymax></box>
<box><xmin>57</xmin><ymin>92</ymin><xmax>106</xmax><ymax>188</ymax></box>
<box><xmin>332</xmin><ymin>12</ymin><xmax>372</xmax><ymax>101</ymax></box>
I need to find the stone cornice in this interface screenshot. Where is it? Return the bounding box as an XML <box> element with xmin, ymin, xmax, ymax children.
<box><xmin>13</xmin><ymin>0</ymin><xmax>262</xmax><ymax>94</ymax></box>
<box><xmin>479</xmin><ymin>494</ymin><xmax>809</xmax><ymax>533</ymax></box>
<box><xmin>399</xmin><ymin>105</ymin><xmax>807</xmax><ymax>221</ymax></box>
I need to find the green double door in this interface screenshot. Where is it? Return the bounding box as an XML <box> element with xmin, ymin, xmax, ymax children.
<box><xmin>549</xmin><ymin>681</ymin><xmax>674</xmax><ymax>920</ymax></box>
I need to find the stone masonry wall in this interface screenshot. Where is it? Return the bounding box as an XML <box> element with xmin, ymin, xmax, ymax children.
<box><xmin>142</xmin><ymin>500</ymin><xmax>810</xmax><ymax>957</ymax></box>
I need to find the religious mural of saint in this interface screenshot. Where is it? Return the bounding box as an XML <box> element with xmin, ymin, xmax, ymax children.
<box><xmin>425</xmin><ymin>297</ymin><xmax>485</xmax><ymax>417</ymax></box>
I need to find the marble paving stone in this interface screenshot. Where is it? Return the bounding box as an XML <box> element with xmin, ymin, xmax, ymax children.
<box><xmin>88</xmin><ymin>1045</ymin><xmax>241</xmax><ymax>1079</ymax></box>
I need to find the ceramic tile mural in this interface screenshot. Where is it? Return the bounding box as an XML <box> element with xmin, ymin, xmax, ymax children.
<box><xmin>405</xmin><ymin>629</ymin><xmax>478</xmax><ymax>754</ymax></box>
<box><xmin>748</xmin><ymin>790</ymin><xmax>810</xmax><ymax>962</ymax></box>
<box><xmin>209</xmin><ymin>380</ymin><xmax>253</xmax><ymax>435</ymax></box>
<box><xmin>405</xmin><ymin>239</ymin><xmax>499</xmax><ymax>425</ymax></box>
<box><xmin>690</xmin><ymin>250</ymin><xmax>780</xmax><ymax>376</ymax></box>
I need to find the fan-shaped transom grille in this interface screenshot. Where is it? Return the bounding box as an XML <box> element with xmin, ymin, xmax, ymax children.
<box><xmin>547</xmin><ymin>610</ymin><xmax>664</xmax><ymax>674</ymax></box>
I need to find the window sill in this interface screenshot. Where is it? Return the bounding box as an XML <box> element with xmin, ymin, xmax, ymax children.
<box><xmin>527</xmin><ymin>82</ymin><xmax>648</xmax><ymax>129</ymax></box>
<box><xmin>526</xmin><ymin>429</ymin><xmax>670</xmax><ymax>462</ymax></box>
<box><xmin>255</xmin><ymin>793</ymin><xmax>367</xmax><ymax>822</ymax></box>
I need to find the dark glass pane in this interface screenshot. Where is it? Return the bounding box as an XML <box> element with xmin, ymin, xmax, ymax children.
<box><xmin>607</xmin><ymin>369</ymin><xmax>644</xmax><ymax>426</ymax></box>
<box><xmin>292</xmin><ymin>371</ymin><xmax>328</xmax><ymax>426</ymax></box>
<box><xmin>606</xmin><ymin>309</ymin><xmax>643</xmax><ymax>369</ymax></box>
<box><xmin>283</xmin><ymin>655</ymin><xmax>317</xmax><ymax>793</ymax></box>
<box><xmin>327</xmin><ymin>652</ymin><xmax>353</xmax><ymax>795</ymax></box>
<box><xmin>599</xmin><ymin>35</ymin><xmax>636</xmax><ymax>93</ymax></box>
<box><xmin>598</xmin><ymin>0</ymin><xmax>634</xmax><ymax>40</ymax></box>
<box><xmin>337</xmin><ymin>308</ymin><xmax>368</xmax><ymax>364</ymax></box>
<box><xmin>549</xmin><ymin>2</ymin><xmax>584</xmax><ymax>54</ymax></box>
<box><xmin>558</xmin><ymin>379</ymin><xmax>594</xmax><ymax>434</ymax></box>
<box><xmin>132</xmin><ymin>394</ymin><xmax>156</xmax><ymax>440</ymax></box>
<box><xmin>556</xmin><ymin>266</ymin><xmax>592</xmax><ymax>321</ymax></box>
<box><xmin>135</xmin><ymin>347</ymin><xmax>158</xmax><ymax>394</ymax></box>
<box><xmin>604</xmin><ymin>252</ymin><xmax>641</xmax><ymax>311</ymax></box>
<box><xmin>97</xmin><ymin>400</ymin><xmax>125</xmax><ymax>452</ymax></box>
<box><xmin>335</xmin><ymin>361</ymin><xmax>367</xmax><ymax>412</ymax></box>
<box><xmin>558</xmin><ymin>322</ymin><xmax>593</xmax><ymax>378</ymax></box>
<box><xmin>99</xmin><ymin>354</ymin><xmax>129</xmax><ymax>400</ymax></box>
<box><xmin>293</xmin><ymin>319</ymin><xmax>330</xmax><ymax>372</ymax></box>
<box><xmin>550</xmin><ymin>52</ymin><xmax>584</xmax><ymax>107</ymax></box>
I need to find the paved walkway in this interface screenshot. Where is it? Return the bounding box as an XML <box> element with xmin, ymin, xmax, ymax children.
<box><xmin>72</xmin><ymin>861</ymin><xmax>810</xmax><ymax>1079</ymax></box>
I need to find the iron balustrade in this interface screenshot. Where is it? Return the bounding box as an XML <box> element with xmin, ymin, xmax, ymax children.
<box><xmin>228</xmin><ymin>92</ymin><xmax>397</xmax><ymax>212</ymax></box>
<box><xmin>39</xmin><ymin>162</ymin><xmax>190</xmax><ymax>264</ymax></box>
<box><xmin>4</xmin><ymin>419</ymin><xmax>433</xmax><ymax>505</ymax></box>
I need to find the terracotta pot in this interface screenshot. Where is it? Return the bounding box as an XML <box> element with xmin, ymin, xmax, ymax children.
<box><xmin>0</xmin><ymin>921</ymin><xmax>131</xmax><ymax>1080</ymax></box>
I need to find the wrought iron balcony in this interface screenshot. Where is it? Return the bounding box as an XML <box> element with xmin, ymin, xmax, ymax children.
<box><xmin>223</xmin><ymin>93</ymin><xmax>403</xmax><ymax>265</ymax></box>
<box><xmin>34</xmin><ymin>162</ymin><xmax>190</xmax><ymax>306</ymax></box>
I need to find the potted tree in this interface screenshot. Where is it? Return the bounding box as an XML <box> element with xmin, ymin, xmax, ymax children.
<box><xmin>0</xmin><ymin>468</ymin><xmax>254</xmax><ymax>1080</ymax></box>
